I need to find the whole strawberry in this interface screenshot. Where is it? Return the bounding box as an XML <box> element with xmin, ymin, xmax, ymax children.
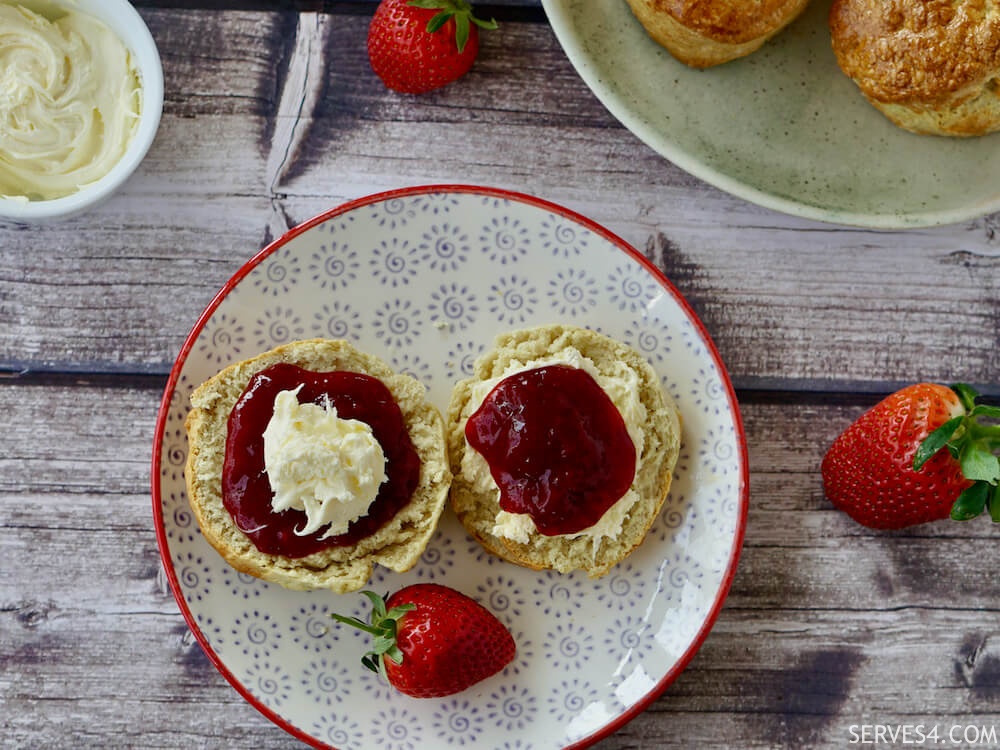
<box><xmin>367</xmin><ymin>0</ymin><xmax>497</xmax><ymax>94</ymax></box>
<box><xmin>330</xmin><ymin>584</ymin><xmax>515</xmax><ymax>698</ymax></box>
<box><xmin>821</xmin><ymin>383</ymin><xmax>1000</xmax><ymax>529</ymax></box>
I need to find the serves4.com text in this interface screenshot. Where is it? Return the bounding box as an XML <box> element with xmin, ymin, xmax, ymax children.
<box><xmin>848</xmin><ymin>724</ymin><xmax>998</xmax><ymax>745</ymax></box>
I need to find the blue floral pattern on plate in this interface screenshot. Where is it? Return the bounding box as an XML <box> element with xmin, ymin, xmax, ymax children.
<box><xmin>153</xmin><ymin>186</ymin><xmax>747</xmax><ymax>750</ymax></box>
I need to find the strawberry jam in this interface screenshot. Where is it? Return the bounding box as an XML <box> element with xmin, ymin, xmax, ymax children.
<box><xmin>465</xmin><ymin>364</ymin><xmax>636</xmax><ymax>536</ymax></box>
<box><xmin>222</xmin><ymin>363</ymin><xmax>420</xmax><ymax>557</ymax></box>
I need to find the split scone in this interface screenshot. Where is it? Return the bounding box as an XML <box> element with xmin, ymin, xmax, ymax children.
<box><xmin>624</xmin><ymin>0</ymin><xmax>812</xmax><ymax>68</ymax></box>
<box><xmin>447</xmin><ymin>325</ymin><xmax>682</xmax><ymax>578</ymax></box>
<box><xmin>184</xmin><ymin>338</ymin><xmax>451</xmax><ymax>593</ymax></box>
<box><xmin>830</xmin><ymin>0</ymin><xmax>1000</xmax><ymax>136</ymax></box>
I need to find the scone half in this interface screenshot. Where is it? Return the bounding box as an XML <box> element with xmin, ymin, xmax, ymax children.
<box><xmin>184</xmin><ymin>338</ymin><xmax>451</xmax><ymax>593</ymax></box>
<box><xmin>447</xmin><ymin>325</ymin><xmax>682</xmax><ymax>578</ymax></box>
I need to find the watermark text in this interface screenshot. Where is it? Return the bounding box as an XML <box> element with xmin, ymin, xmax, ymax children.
<box><xmin>848</xmin><ymin>724</ymin><xmax>998</xmax><ymax>746</ymax></box>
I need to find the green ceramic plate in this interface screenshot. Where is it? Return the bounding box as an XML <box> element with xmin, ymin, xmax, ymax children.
<box><xmin>542</xmin><ymin>0</ymin><xmax>1000</xmax><ymax>228</ymax></box>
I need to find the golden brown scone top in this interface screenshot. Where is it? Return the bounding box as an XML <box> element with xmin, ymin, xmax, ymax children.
<box><xmin>830</xmin><ymin>0</ymin><xmax>1000</xmax><ymax>105</ymax></box>
<box><xmin>653</xmin><ymin>0</ymin><xmax>811</xmax><ymax>44</ymax></box>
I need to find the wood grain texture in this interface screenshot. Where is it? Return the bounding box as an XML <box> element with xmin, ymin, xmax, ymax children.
<box><xmin>2</xmin><ymin>7</ymin><xmax>997</xmax><ymax>392</ymax></box>
<box><xmin>3</xmin><ymin>381</ymin><xmax>998</xmax><ymax>748</ymax></box>
<box><xmin>2</xmin><ymin>1</ymin><xmax>999</xmax><ymax>749</ymax></box>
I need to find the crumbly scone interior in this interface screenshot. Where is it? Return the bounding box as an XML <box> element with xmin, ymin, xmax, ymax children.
<box><xmin>184</xmin><ymin>338</ymin><xmax>451</xmax><ymax>593</ymax></box>
<box><xmin>447</xmin><ymin>325</ymin><xmax>681</xmax><ymax>578</ymax></box>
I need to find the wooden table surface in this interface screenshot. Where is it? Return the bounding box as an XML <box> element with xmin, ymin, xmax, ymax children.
<box><xmin>3</xmin><ymin>1</ymin><xmax>999</xmax><ymax>748</ymax></box>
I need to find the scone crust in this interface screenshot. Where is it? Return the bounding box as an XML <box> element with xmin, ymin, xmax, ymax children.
<box><xmin>830</xmin><ymin>0</ymin><xmax>1000</xmax><ymax>135</ymax></box>
<box><xmin>447</xmin><ymin>325</ymin><xmax>682</xmax><ymax>578</ymax></box>
<box><xmin>625</xmin><ymin>0</ymin><xmax>812</xmax><ymax>67</ymax></box>
<box><xmin>184</xmin><ymin>338</ymin><xmax>451</xmax><ymax>593</ymax></box>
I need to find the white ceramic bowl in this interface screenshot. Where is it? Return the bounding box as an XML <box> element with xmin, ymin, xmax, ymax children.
<box><xmin>0</xmin><ymin>0</ymin><xmax>163</xmax><ymax>223</ymax></box>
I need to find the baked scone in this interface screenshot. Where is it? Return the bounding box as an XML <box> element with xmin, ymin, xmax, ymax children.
<box><xmin>624</xmin><ymin>0</ymin><xmax>812</xmax><ymax>68</ymax></box>
<box><xmin>830</xmin><ymin>0</ymin><xmax>1000</xmax><ymax>136</ymax></box>
<box><xmin>184</xmin><ymin>338</ymin><xmax>451</xmax><ymax>593</ymax></box>
<box><xmin>447</xmin><ymin>325</ymin><xmax>682</xmax><ymax>578</ymax></box>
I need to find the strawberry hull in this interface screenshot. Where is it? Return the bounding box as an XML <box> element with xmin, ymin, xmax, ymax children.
<box><xmin>331</xmin><ymin>583</ymin><xmax>516</xmax><ymax>699</ymax></box>
<box><xmin>367</xmin><ymin>0</ymin><xmax>494</xmax><ymax>95</ymax></box>
<box><xmin>821</xmin><ymin>383</ymin><xmax>972</xmax><ymax>529</ymax></box>
<box><xmin>384</xmin><ymin>583</ymin><xmax>516</xmax><ymax>698</ymax></box>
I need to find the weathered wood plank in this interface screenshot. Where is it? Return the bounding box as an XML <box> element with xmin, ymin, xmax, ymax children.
<box><xmin>2</xmin><ymin>8</ymin><xmax>997</xmax><ymax>394</ymax></box>
<box><xmin>2</xmin><ymin>380</ymin><xmax>998</xmax><ymax>748</ymax></box>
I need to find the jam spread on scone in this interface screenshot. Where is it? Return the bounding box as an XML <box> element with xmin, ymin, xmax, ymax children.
<box><xmin>223</xmin><ymin>363</ymin><xmax>420</xmax><ymax>557</ymax></box>
<box><xmin>464</xmin><ymin>364</ymin><xmax>636</xmax><ymax>536</ymax></box>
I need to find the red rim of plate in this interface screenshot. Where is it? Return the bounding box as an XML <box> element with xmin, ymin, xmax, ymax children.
<box><xmin>151</xmin><ymin>184</ymin><xmax>749</xmax><ymax>750</ymax></box>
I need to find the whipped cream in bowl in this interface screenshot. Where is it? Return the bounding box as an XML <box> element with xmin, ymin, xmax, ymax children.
<box><xmin>0</xmin><ymin>0</ymin><xmax>163</xmax><ymax>222</ymax></box>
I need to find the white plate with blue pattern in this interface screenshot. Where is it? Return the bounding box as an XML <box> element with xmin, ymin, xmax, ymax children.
<box><xmin>153</xmin><ymin>185</ymin><xmax>748</xmax><ymax>749</ymax></box>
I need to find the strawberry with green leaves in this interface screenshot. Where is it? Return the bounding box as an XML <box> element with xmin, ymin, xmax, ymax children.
<box><xmin>367</xmin><ymin>0</ymin><xmax>498</xmax><ymax>94</ymax></box>
<box><xmin>330</xmin><ymin>584</ymin><xmax>515</xmax><ymax>698</ymax></box>
<box><xmin>822</xmin><ymin>382</ymin><xmax>1000</xmax><ymax>529</ymax></box>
